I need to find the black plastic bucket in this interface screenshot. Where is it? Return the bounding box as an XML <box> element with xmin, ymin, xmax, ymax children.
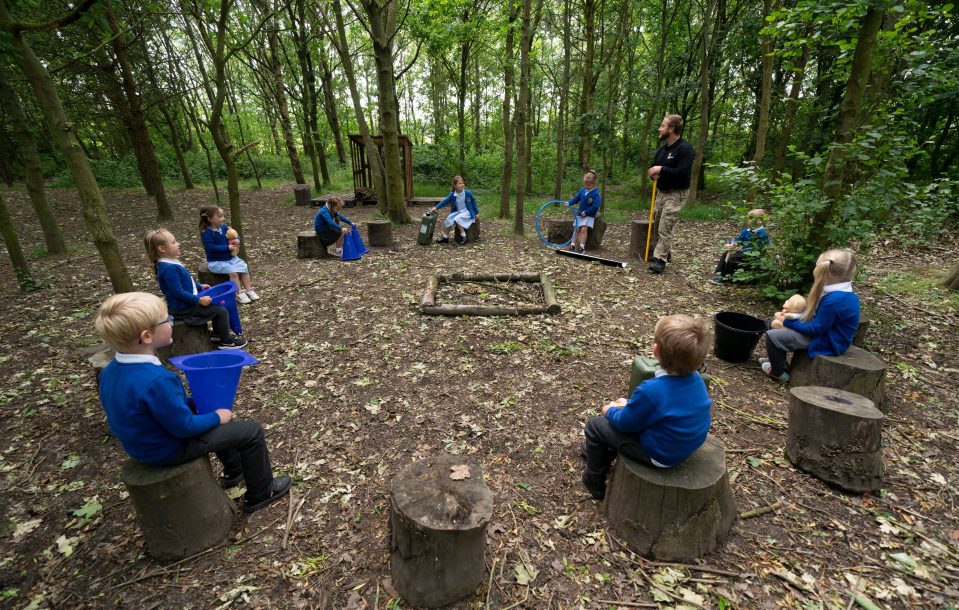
<box><xmin>713</xmin><ymin>311</ymin><xmax>767</xmax><ymax>363</ymax></box>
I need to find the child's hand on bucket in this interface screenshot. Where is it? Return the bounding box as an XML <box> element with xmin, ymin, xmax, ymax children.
<box><xmin>216</xmin><ymin>409</ymin><xmax>233</xmax><ymax>424</ymax></box>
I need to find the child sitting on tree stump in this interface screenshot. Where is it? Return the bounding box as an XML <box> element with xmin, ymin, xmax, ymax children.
<box><xmin>580</xmin><ymin>314</ymin><xmax>713</xmax><ymax>500</ymax></box>
<box><xmin>710</xmin><ymin>208</ymin><xmax>769</xmax><ymax>284</ymax></box>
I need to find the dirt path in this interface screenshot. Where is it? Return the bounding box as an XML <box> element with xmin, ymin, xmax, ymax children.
<box><xmin>1</xmin><ymin>185</ymin><xmax>957</xmax><ymax>609</ymax></box>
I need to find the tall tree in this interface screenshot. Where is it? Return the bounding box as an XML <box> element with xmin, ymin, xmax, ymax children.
<box><xmin>576</xmin><ymin>0</ymin><xmax>598</xmax><ymax>169</ymax></box>
<box><xmin>513</xmin><ymin>0</ymin><xmax>531</xmax><ymax>235</ymax></box>
<box><xmin>499</xmin><ymin>0</ymin><xmax>517</xmax><ymax>219</ymax></box>
<box><xmin>0</xmin><ymin>0</ymin><xmax>132</xmax><ymax>293</ymax></box>
<box><xmin>266</xmin><ymin>7</ymin><xmax>306</xmax><ymax>184</ymax></box>
<box><xmin>553</xmin><ymin>0</ymin><xmax>571</xmax><ymax>199</ymax></box>
<box><xmin>0</xmin><ymin>192</ymin><xmax>36</xmax><ymax>291</ymax></box>
<box><xmin>687</xmin><ymin>0</ymin><xmax>718</xmax><ymax>205</ymax></box>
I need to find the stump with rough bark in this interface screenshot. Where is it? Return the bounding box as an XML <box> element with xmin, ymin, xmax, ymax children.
<box><xmin>546</xmin><ymin>217</ymin><xmax>607</xmax><ymax>249</ymax></box>
<box><xmin>390</xmin><ymin>455</ymin><xmax>493</xmax><ymax>608</ymax></box>
<box><xmin>122</xmin><ymin>456</ymin><xmax>236</xmax><ymax>561</ymax></box>
<box><xmin>789</xmin><ymin>346</ymin><xmax>887</xmax><ymax>412</ymax></box>
<box><xmin>465</xmin><ymin>218</ymin><xmax>481</xmax><ymax>242</ymax></box>
<box><xmin>297</xmin><ymin>231</ymin><xmax>331</xmax><ymax>259</ymax></box>
<box><xmin>198</xmin><ymin>262</ymin><xmax>230</xmax><ymax>287</ymax></box>
<box><xmin>84</xmin><ymin>343</ymin><xmax>115</xmax><ymax>386</ymax></box>
<box><xmin>367</xmin><ymin>220</ymin><xmax>393</xmax><ymax>247</ymax></box>
<box><xmin>628</xmin><ymin>218</ymin><xmax>660</xmax><ymax>260</ymax></box>
<box><xmin>156</xmin><ymin>321</ymin><xmax>214</xmax><ymax>360</ymax></box>
<box><xmin>293</xmin><ymin>183</ymin><xmax>311</xmax><ymax>206</ymax></box>
<box><xmin>786</xmin><ymin>386</ymin><xmax>884</xmax><ymax>493</ymax></box>
<box><xmin>853</xmin><ymin>317</ymin><xmax>870</xmax><ymax>348</ymax></box>
<box><xmin>604</xmin><ymin>434</ymin><xmax>736</xmax><ymax>561</ymax></box>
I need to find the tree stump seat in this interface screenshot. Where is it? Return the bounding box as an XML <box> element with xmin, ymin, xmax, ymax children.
<box><xmin>628</xmin><ymin>218</ymin><xmax>660</xmax><ymax>260</ymax></box>
<box><xmin>786</xmin><ymin>386</ymin><xmax>884</xmax><ymax>493</ymax></box>
<box><xmin>390</xmin><ymin>455</ymin><xmax>493</xmax><ymax>608</ymax></box>
<box><xmin>197</xmin><ymin>262</ymin><xmax>230</xmax><ymax>287</ymax></box>
<box><xmin>297</xmin><ymin>231</ymin><xmax>332</xmax><ymax>259</ymax></box>
<box><xmin>83</xmin><ymin>343</ymin><xmax>115</xmax><ymax>386</ymax></box>
<box><xmin>156</xmin><ymin>320</ymin><xmax>215</xmax><ymax>360</ymax></box>
<box><xmin>546</xmin><ymin>216</ymin><xmax>607</xmax><ymax>249</ymax></box>
<box><xmin>465</xmin><ymin>218</ymin><xmax>481</xmax><ymax>242</ymax></box>
<box><xmin>789</xmin><ymin>345</ymin><xmax>887</xmax><ymax>412</ymax></box>
<box><xmin>121</xmin><ymin>456</ymin><xmax>236</xmax><ymax>561</ymax></box>
<box><xmin>366</xmin><ymin>220</ymin><xmax>393</xmax><ymax>247</ymax></box>
<box><xmin>293</xmin><ymin>183</ymin><xmax>311</xmax><ymax>206</ymax></box>
<box><xmin>604</xmin><ymin>434</ymin><xmax>736</xmax><ymax>561</ymax></box>
<box><xmin>852</xmin><ymin>316</ymin><xmax>870</xmax><ymax>348</ymax></box>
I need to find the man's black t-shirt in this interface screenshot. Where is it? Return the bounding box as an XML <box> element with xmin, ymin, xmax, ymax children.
<box><xmin>652</xmin><ymin>139</ymin><xmax>695</xmax><ymax>192</ymax></box>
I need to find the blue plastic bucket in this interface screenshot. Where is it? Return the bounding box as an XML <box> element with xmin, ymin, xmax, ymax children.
<box><xmin>169</xmin><ymin>350</ymin><xmax>258</xmax><ymax>413</ymax></box>
<box><xmin>198</xmin><ymin>281</ymin><xmax>242</xmax><ymax>335</ymax></box>
<box><xmin>713</xmin><ymin>311</ymin><xmax>767</xmax><ymax>363</ymax></box>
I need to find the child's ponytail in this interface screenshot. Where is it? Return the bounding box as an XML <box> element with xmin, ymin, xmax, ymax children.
<box><xmin>198</xmin><ymin>205</ymin><xmax>221</xmax><ymax>233</ymax></box>
<box><xmin>802</xmin><ymin>248</ymin><xmax>857</xmax><ymax>321</ymax></box>
<box><xmin>144</xmin><ymin>229</ymin><xmax>169</xmax><ymax>275</ymax></box>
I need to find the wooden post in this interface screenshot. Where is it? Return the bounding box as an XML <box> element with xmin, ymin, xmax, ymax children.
<box><xmin>197</xmin><ymin>262</ymin><xmax>230</xmax><ymax>287</ymax></box>
<box><xmin>297</xmin><ymin>231</ymin><xmax>331</xmax><ymax>259</ymax></box>
<box><xmin>629</xmin><ymin>218</ymin><xmax>659</xmax><ymax>259</ymax></box>
<box><xmin>293</xmin><ymin>183</ymin><xmax>311</xmax><ymax>206</ymax></box>
<box><xmin>789</xmin><ymin>346</ymin><xmax>887</xmax><ymax>412</ymax></box>
<box><xmin>156</xmin><ymin>321</ymin><xmax>215</xmax><ymax>361</ymax></box>
<box><xmin>367</xmin><ymin>219</ymin><xmax>393</xmax><ymax>247</ymax></box>
<box><xmin>604</xmin><ymin>434</ymin><xmax>737</xmax><ymax>561</ymax></box>
<box><xmin>786</xmin><ymin>386</ymin><xmax>884</xmax><ymax>493</ymax></box>
<box><xmin>390</xmin><ymin>456</ymin><xmax>493</xmax><ymax>608</ymax></box>
<box><xmin>122</xmin><ymin>456</ymin><xmax>236</xmax><ymax>561</ymax></box>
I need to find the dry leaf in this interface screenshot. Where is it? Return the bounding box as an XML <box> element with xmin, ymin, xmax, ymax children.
<box><xmin>449</xmin><ymin>464</ymin><xmax>470</xmax><ymax>480</ymax></box>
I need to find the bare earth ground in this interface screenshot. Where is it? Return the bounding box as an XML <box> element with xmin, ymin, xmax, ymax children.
<box><xmin>1</xmin><ymin>185</ymin><xmax>958</xmax><ymax>610</ymax></box>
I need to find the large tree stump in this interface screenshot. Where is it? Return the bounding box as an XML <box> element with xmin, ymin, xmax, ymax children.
<box><xmin>297</xmin><ymin>231</ymin><xmax>331</xmax><ymax>259</ymax></box>
<box><xmin>121</xmin><ymin>456</ymin><xmax>236</xmax><ymax>561</ymax></box>
<box><xmin>367</xmin><ymin>220</ymin><xmax>393</xmax><ymax>247</ymax></box>
<box><xmin>786</xmin><ymin>386</ymin><xmax>884</xmax><ymax>493</ymax></box>
<box><xmin>628</xmin><ymin>218</ymin><xmax>659</xmax><ymax>260</ymax></box>
<box><xmin>156</xmin><ymin>321</ymin><xmax>215</xmax><ymax>360</ymax></box>
<box><xmin>789</xmin><ymin>346</ymin><xmax>887</xmax><ymax>412</ymax></box>
<box><xmin>390</xmin><ymin>455</ymin><xmax>493</xmax><ymax>608</ymax></box>
<box><xmin>197</xmin><ymin>262</ymin><xmax>230</xmax><ymax>287</ymax></box>
<box><xmin>547</xmin><ymin>217</ymin><xmax>606</xmax><ymax>249</ymax></box>
<box><xmin>465</xmin><ymin>218</ymin><xmax>481</xmax><ymax>242</ymax></box>
<box><xmin>604</xmin><ymin>434</ymin><xmax>736</xmax><ymax>561</ymax></box>
<box><xmin>852</xmin><ymin>316</ymin><xmax>870</xmax><ymax>348</ymax></box>
<box><xmin>293</xmin><ymin>183</ymin><xmax>311</xmax><ymax>206</ymax></box>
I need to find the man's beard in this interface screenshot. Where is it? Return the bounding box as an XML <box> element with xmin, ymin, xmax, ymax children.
<box><xmin>659</xmin><ymin>131</ymin><xmax>669</xmax><ymax>140</ymax></box>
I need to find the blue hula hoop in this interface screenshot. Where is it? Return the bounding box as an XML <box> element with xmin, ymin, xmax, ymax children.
<box><xmin>536</xmin><ymin>200</ymin><xmax>579</xmax><ymax>248</ymax></box>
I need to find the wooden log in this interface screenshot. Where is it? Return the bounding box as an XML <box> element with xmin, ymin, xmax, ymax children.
<box><xmin>421</xmin><ymin>276</ymin><xmax>439</xmax><ymax>308</ymax></box>
<box><xmin>789</xmin><ymin>346</ymin><xmax>887</xmax><ymax>412</ymax></box>
<box><xmin>390</xmin><ymin>455</ymin><xmax>493</xmax><ymax>608</ymax></box>
<box><xmin>421</xmin><ymin>304</ymin><xmax>552</xmax><ymax>316</ymax></box>
<box><xmin>356</xmin><ymin>186</ymin><xmax>377</xmax><ymax>205</ymax></box>
<box><xmin>293</xmin><ymin>183</ymin><xmax>311</xmax><ymax>206</ymax></box>
<box><xmin>447</xmin><ymin>272</ymin><xmax>542</xmax><ymax>283</ymax></box>
<box><xmin>604</xmin><ymin>434</ymin><xmax>737</xmax><ymax>561</ymax></box>
<box><xmin>465</xmin><ymin>218</ymin><xmax>481</xmax><ymax>242</ymax></box>
<box><xmin>852</xmin><ymin>316</ymin><xmax>870</xmax><ymax>348</ymax></box>
<box><xmin>540</xmin><ymin>276</ymin><xmax>562</xmax><ymax>314</ymax></box>
<box><xmin>786</xmin><ymin>386</ymin><xmax>884</xmax><ymax>493</ymax></box>
<box><xmin>197</xmin><ymin>262</ymin><xmax>230</xmax><ymax>287</ymax></box>
<box><xmin>629</xmin><ymin>218</ymin><xmax>659</xmax><ymax>260</ymax></box>
<box><xmin>156</xmin><ymin>320</ymin><xmax>215</xmax><ymax>361</ymax></box>
<box><xmin>122</xmin><ymin>456</ymin><xmax>236</xmax><ymax>561</ymax></box>
<box><xmin>408</xmin><ymin>196</ymin><xmax>444</xmax><ymax>207</ymax></box>
<box><xmin>297</xmin><ymin>231</ymin><xmax>331</xmax><ymax>259</ymax></box>
<box><xmin>367</xmin><ymin>219</ymin><xmax>393</xmax><ymax>247</ymax></box>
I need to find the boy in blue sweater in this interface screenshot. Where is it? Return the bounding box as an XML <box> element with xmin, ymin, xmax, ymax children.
<box><xmin>95</xmin><ymin>292</ymin><xmax>290</xmax><ymax>513</ymax></box>
<box><xmin>581</xmin><ymin>314</ymin><xmax>712</xmax><ymax>500</ymax></box>
<box><xmin>711</xmin><ymin>208</ymin><xmax>769</xmax><ymax>284</ymax></box>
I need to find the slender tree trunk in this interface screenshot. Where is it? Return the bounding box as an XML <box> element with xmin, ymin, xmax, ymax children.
<box><xmin>146</xmin><ymin>26</ymin><xmax>194</xmax><ymax>189</ymax></box>
<box><xmin>811</xmin><ymin>7</ymin><xmax>884</xmax><ymax>250</ymax></box>
<box><xmin>577</xmin><ymin>0</ymin><xmax>597</xmax><ymax>170</ymax></box>
<box><xmin>944</xmin><ymin>262</ymin><xmax>959</xmax><ymax>291</ymax></box>
<box><xmin>472</xmin><ymin>54</ymin><xmax>482</xmax><ymax>152</ymax></box>
<box><xmin>513</xmin><ymin>0</ymin><xmax>531</xmax><ymax>235</ymax></box>
<box><xmin>429</xmin><ymin>55</ymin><xmax>445</xmax><ymax>141</ymax></box>
<box><xmin>687</xmin><ymin>0</ymin><xmax>718</xmax><ymax>205</ymax></box>
<box><xmin>105</xmin><ymin>6</ymin><xmax>172</xmax><ymax>220</ymax></box>
<box><xmin>227</xmin><ymin>85</ymin><xmax>262</xmax><ymax>188</ymax></box>
<box><xmin>750</xmin><ymin>0</ymin><xmax>775</xmax><ymax>179</ymax></box>
<box><xmin>457</xmin><ymin>38</ymin><xmax>470</xmax><ymax>175</ymax></box>
<box><xmin>0</xmin><ymin>9</ymin><xmax>132</xmax><ymax>292</ymax></box>
<box><xmin>639</xmin><ymin>0</ymin><xmax>675</xmax><ymax>202</ymax></box>
<box><xmin>318</xmin><ymin>46</ymin><xmax>347</xmax><ymax>166</ymax></box>
<box><xmin>772</xmin><ymin>39</ymin><xmax>810</xmax><ymax>180</ymax></box>
<box><xmin>599</xmin><ymin>0</ymin><xmax>630</xmax><ymax>209</ymax></box>
<box><xmin>0</xmin><ymin>192</ymin><xmax>36</xmax><ymax>290</ymax></box>
<box><xmin>268</xmin><ymin>20</ymin><xmax>306</xmax><ymax>183</ymax></box>
<box><xmin>499</xmin><ymin>0</ymin><xmax>517</xmax><ymax>219</ymax></box>
<box><xmin>553</xmin><ymin>0</ymin><xmax>572</xmax><ymax>199</ymax></box>
<box><xmin>0</xmin><ymin>72</ymin><xmax>67</xmax><ymax>256</ymax></box>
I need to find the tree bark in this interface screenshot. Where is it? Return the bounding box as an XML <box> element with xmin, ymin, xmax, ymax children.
<box><xmin>513</xmin><ymin>0</ymin><xmax>531</xmax><ymax>235</ymax></box>
<box><xmin>553</xmin><ymin>0</ymin><xmax>572</xmax><ymax>199</ymax></box>
<box><xmin>1</xmin><ymin>3</ymin><xmax>132</xmax><ymax>293</ymax></box>
<box><xmin>318</xmin><ymin>45</ymin><xmax>347</xmax><ymax>166</ymax></box>
<box><xmin>0</xmin><ymin>192</ymin><xmax>36</xmax><ymax>290</ymax></box>
<box><xmin>943</xmin><ymin>262</ymin><xmax>959</xmax><ymax>291</ymax></box>
<box><xmin>749</xmin><ymin>0</ymin><xmax>775</xmax><ymax>186</ymax></box>
<box><xmin>687</xmin><ymin>0</ymin><xmax>718</xmax><ymax>205</ymax></box>
<box><xmin>499</xmin><ymin>0</ymin><xmax>517</xmax><ymax>219</ymax></box>
<box><xmin>0</xmin><ymin>70</ymin><xmax>67</xmax><ymax>256</ymax></box>
<box><xmin>472</xmin><ymin>53</ymin><xmax>481</xmax><ymax>152</ymax></box>
<box><xmin>267</xmin><ymin>17</ymin><xmax>306</xmax><ymax>184</ymax></box>
<box><xmin>638</xmin><ymin>0</ymin><xmax>676</xmax><ymax>203</ymax></box>
<box><xmin>772</xmin><ymin>39</ymin><xmax>810</xmax><ymax>180</ymax></box>
<box><xmin>577</xmin><ymin>0</ymin><xmax>597</xmax><ymax>170</ymax></box>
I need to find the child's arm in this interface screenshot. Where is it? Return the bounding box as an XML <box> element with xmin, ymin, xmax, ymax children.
<box><xmin>783</xmin><ymin>300</ymin><xmax>841</xmax><ymax>337</ymax></box>
<box><xmin>581</xmin><ymin>191</ymin><xmax>601</xmax><ymax>216</ymax></box>
<box><xmin>200</xmin><ymin>229</ymin><xmax>232</xmax><ymax>254</ymax></box>
<box><xmin>567</xmin><ymin>188</ymin><xmax>583</xmax><ymax>208</ymax></box>
<box><xmin>158</xmin><ymin>266</ymin><xmax>201</xmax><ymax>306</ymax></box>
<box><xmin>604</xmin><ymin>385</ymin><xmax>656</xmax><ymax>434</ymax></box>
<box><xmin>144</xmin><ymin>375</ymin><xmax>220</xmax><ymax>438</ymax></box>
<box><xmin>433</xmin><ymin>192</ymin><xmax>454</xmax><ymax>212</ymax></box>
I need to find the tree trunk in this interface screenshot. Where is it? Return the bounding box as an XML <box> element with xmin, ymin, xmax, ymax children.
<box><xmin>553</xmin><ymin>0</ymin><xmax>572</xmax><ymax>199</ymax></box>
<box><xmin>499</xmin><ymin>1</ymin><xmax>517</xmax><ymax>219</ymax></box>
<box><xmin>105</xmin><ymin>6</ymin><xmax>172</xmax><ymax>220</ymax></box>
<box><xmin>638</xmin><ymin>0</ymin><xmax>676</xmax><ymax>203</ymax></box>
<box><xmin>0</xmin><ymin>71</ymin><xmax>67</xmax><ymax>256</ymax></box>
<box><xmin>513</xmin><ymin>0</ymin><xmax>531</xmax><ymax>235</ymax></box>
<box><xmin>318</xmin><ymin>46</ymin><xmax>347</xmax><ymax>166</ymax></box>
<box><xmin>749</xmin><ymin>0</ymin><xmax>775</xmax><ymax>188</ymax></box>
<box><xmin>429</xmin><ymin>55</ymin><xmax>446</xmax><ymax>142</ymax></box>
<box><xmin>1</xmin><ymin>8</ymin><xmax>132</xmax><ymax>293</ymax></box>
<box><xmin>364</xmin><ymin>0</ymin><xmax>411</xmax><ymax>223</ymax></box>
<box><xmin>943</xmin><ymin>262</ymin><xmax>959</xmax><ymax>291</ymax></box>
<box><xmin>810</xmin><ymin>8</ymin><xmax>884</xmax><ymax>250</ymax></box>
<box><xmin>227</xmin><ymin>85</ymin><xmax>261</xmax><ymax>189</ymax></box>
<box><xmin>472</xmin><ymin>54</ymin><xmax>481</xmax><ymax>152</ymax></box>
<box><xmin>0</xmin><ymin>192</ymin><xmax>36</xmax><ymax>290</ymax></box>
<box><xmin>577</xmin><ymin>0</ymin><xmax>597</xmax><ymax>170</ymax></box>
<box><xmin>457</xmin><ymin>39</ymin><xmax>470</xmax><ymax>176</ymax></box>
<box><xmin>267</xmin><ymin>20</ymin><xmax>306</xmax><ymax>184</ymax></box>
<box><xmin>772</xmin><ymin>39</ymin><xmax>810</xmax><ymax>180</ymax></box>
<box><xmin>687</xmin><ymin>0</ymin><xmax>717</xmax><ymax>205</ymax></box>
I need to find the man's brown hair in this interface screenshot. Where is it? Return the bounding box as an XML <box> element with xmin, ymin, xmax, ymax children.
<box><xmin>654</xmin><ymin>314</ymin><xmax>711</xmax><ymax>375</ymax></box>
<box><xmin>665</xmin><ymin>114</ymin><xmax>684</xmax><ymax>136</ymax></box>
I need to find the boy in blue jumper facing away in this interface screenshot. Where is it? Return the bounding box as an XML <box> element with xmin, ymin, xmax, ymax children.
<box><xmin>564</xmin><ymin>170</ymin><xmax>602</xmax><ymax>253</ymax></box>
<box><xmin>581</xmin><ymin>314</ymin><xmax>712</xmax><ymax>500</ymax></box>
<box><xmin>95</xmin><ymin>292</ymin><xmax>291</xmax><ymax>513</ymax></box>
<box><xmin>711</xmin><ymin>208</ymin><xmax>770</xmax><ymax>284</ymax></box>
<box><xmin>313</xmin><ymin>196</ymin><xmax>354</xmax><ymax>256</ymax></box>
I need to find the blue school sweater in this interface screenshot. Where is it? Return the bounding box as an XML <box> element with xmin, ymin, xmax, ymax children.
<box><xmin>784</xmin><ymin>290</ymin><xmax>860</xmax><ymax>359</ymax></box>
<box><xmin>604</xmin><ymin>372</ymin><xmax>711</xmax><ymax>467</ymax></box>
<box><xmin>730</xmin><ymin>227</ymin><xmax>769</xmax><ymax>252</ymax></box>
<box><xmin>201</xmin><ymin>224</ymin><xmax>233</xmax><ymax>262</ymax></box>
<box><xmin>156</xmin><ymin>261</ymin><xmax>202</xmax><ymax>312</ymax></box>
<box><xmin>99</xmin><ymin>357</ymin><xmax>220</xmax><ymax>466</ymax></box>
<box><xmin>436</xmin><ymin>189</ymin><xmax>479</xmax><ymax>218</ymax></box>
<box><xmin>567</xmin><ymin>187</ymin><xmax>601</xmax><ymax>217</ymax></box>
<box><xmin>314</xmin><ymin>206</ymin><xmax>352</xmax><ymax>234</ymax></box>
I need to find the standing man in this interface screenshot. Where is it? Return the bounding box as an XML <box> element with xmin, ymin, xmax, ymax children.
<box><xmin>647</xmin><ymin>115</ymin><xmax>694</xmax><ymax>274</ymax></box>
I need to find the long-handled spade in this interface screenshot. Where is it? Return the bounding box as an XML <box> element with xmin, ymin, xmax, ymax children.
<box><xmin>644</xmin><ymin>179</ymin><xmax>657</xmax><ymax>262</ymax></box>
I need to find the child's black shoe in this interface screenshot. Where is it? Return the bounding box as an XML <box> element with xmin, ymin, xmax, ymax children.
<box><xmin>581</xmin><ymin>473</ymin><xmax>605</xmax><ymax>500</ymax></box>
<box><xmin>243</xmin><ymin>475</ymin><xmax>292</xmax><ymax>513</ymax></box>
<box><xmin>457</xmin><ymin>233</ymin><xmax>468</xmax><ymax>245</ymax></box>
<box><xmin>219</xmin><ymin>472</ymin><xmax>243</xmax><ymax>488</ymax></box>
<box><xmin>436</xmin><ymin>236</ymin><xmax>449</xmax><ymax>244</ymax></box>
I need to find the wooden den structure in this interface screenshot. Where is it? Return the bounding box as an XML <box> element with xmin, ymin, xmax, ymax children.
<box><xmin>348</xmin><ymin>134</ymin><xmax>413</xmax><ymax>204</ymax></box>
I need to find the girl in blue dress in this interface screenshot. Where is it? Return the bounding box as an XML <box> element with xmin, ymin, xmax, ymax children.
<box><xmin>199</xmin><ymin>205</ymin><xmax>258</xmax><ymax>304</ymax></box>
<box><xmin>432</xmin><ymin>176</ymin><xmax>479</xmax><ymax>245</ymax></box>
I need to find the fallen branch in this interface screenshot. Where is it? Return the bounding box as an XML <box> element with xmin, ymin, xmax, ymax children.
<box><xmin>595</xmin><ymin>600</ymin><xmax>657</xmax><ymax>608</ymax></box>
<box><xmin>740</xmin><ymin>501</ymin><xmax>783</xmax><ymax>520</ymax></box>
<box><xmin>282</xmin><ymin>497</ymin><xmax>306</xmax><ymax>549</ymax></box>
